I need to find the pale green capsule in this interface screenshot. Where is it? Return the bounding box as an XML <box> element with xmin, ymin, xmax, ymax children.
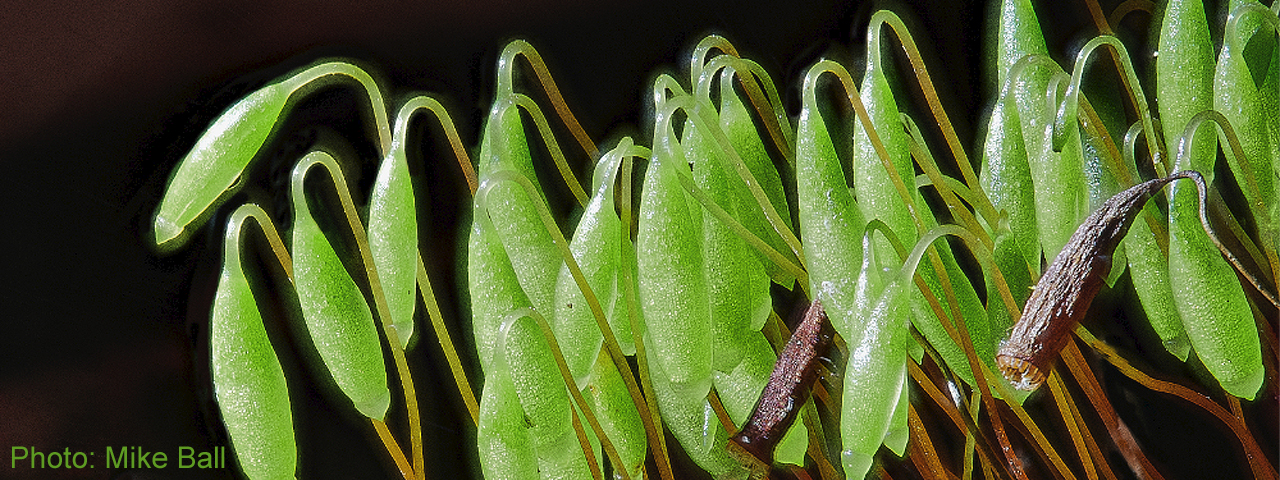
<box><xmin>1121</xmin><ymin>124</ymin><xmax>1189</xmax><ymax>360</ymax></box>
<box><xmin>686</xmin><ymin>102</ymin><xmax>816</xmax><ymax>456</ymax></box>
<box><xmin>837</xmin><ymin>232</ymin><xmax>908</xmax><ymax>480</ymax></box>
<box><xmin>211</xmin><ymin>205</ymin><xmax>295</xmax><ymax>480</ymax></box>
<box><xmin>1159</xmin><ymin>0</ymin><xmax>1263</xmax><ymax>399</ymax></box>
<box><xmin>553</xmin><ymin>142</ymin><xmax>625</xmax><ymax>383</ymax></box>
<box><xmin>712</xmin><ymin>65</ymin><xmax>798</xmax><ymax>286</ymax></box>
<box><xmin>858</xmin><ymin>36</ymin><xmax>992</xmax><ymax>393</ymax></box>
<box><xmin>466</xmin><ymin>100</ymin><xmax>545</xmax><ymax>375</ymax></box>
<box><xmin>291</xmin><ymin>152</ymin><xmax>390</xmax><ymax>420</ymax></box>
<box><xmin>497</xmin><ymin>312</ymin><xmax>592</xmax><ymax>479</ymax></box>
<box><xmin>882</xmin><ymin>376</ymin><xmax>910</xmax><ymax>457</ymax></box>
<box><xmin>1157</xmin><ymin>0</ymin><xmax>1217</xmax><ymax>172</ymax></box>
<box><xmin>798</xmin><ymin>61</ymin><xmax>906</xmax><ymax>479</ymax></box>
<box><xmin>995</xmin><ymin>6</ymin><xmax>1085</xmax><ymax>261</ymax></box>
<box><xmin>854</xmin><ymin>33</ymin><xmax>918</xmax><ymax>283</ymax></box>
<box><xmin>987</xmin><ymin>0</ymin><xmax>1051</xmax><ymax>266</ymax></box>
<box><xmin>644</xmin><ymin>334</ymin><xmax>744</xmax><ymax>479</ymax></box>
<box><xmin>477</xmin><ymin>98</ymin><xmax>562</xmax><ymax>319</ymax></box>
<box><xmin>986</xmin><ymin>228</ymin><xmax>1032</xmax><ymax>339</ymax></box>
<box><xmin>856</xmin><ymin>22</ymin><xmax>920</xmax><ymax>260</ymax></box>
<box><xmin>1024</xmin><ymin>73</ymin><xmax>1089</xmax><ymax>261</ymax></box>
<box><xmin>367</xmin><ymin>114</ymin><xmax>418</xmax><ymax>350</ymax></box>
<box><xmin>992</xmin><ymin>0</ymin><xmax>1085</xmax><ymax>265</ymax></box>
<box><xmin>1124</xmin><ymin>201</ymin><xmax>1191</xmax><ymax>360</ymax></box>
<box><xmin>467</xmin><ymin>201</ymin><xmax>533</xmax><ymax>374</ymax></box>
<box><xmin>993</xmin><ymin>0</ymin><xmax>1050</xmax><ymax>88</ymax></box>
<box><xmin>1168</xmin><ymin>159</ymin><xmax>1263</xmax><ymax>400</ymax></box>
<box><xmin>687</xmin><ymin>107</ymin><xmax>772</xmax><ymax>374</ymax></box>
<box><xmin>155</xmin><ymin>82</ymin><xmax>287</xmax><ymax>247</ymax></box>
<box><xmin>796</xmin><ymin>61</ymin><xmax>867</xmax><ymax>329</ymax></box>
<box><xmin>155</xmin><ymin>62</ymin><xmax>390</xmax><ymax>248</ymax></box>
<box><xmin>638</xmin><ymin>101</ymin><xmax>712</xmax><ymax>403</ymax></box>
<box><xmin>1216</xmin><ymin>1</ymin><xmax>1278</xmax><ymax>239</ymax></box>
<box><xmin>980</xmin><ymin>60</ymin><xmax>1041</xmax><ymax>280</ymax></box>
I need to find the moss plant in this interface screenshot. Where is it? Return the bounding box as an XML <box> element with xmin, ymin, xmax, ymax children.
<box><xmin>151</xmin><ymin>1</ymin><xmax>1278</xmax><ymax>479</ymax></box>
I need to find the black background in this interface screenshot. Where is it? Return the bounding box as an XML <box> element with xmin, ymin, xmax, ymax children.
<box><xmin>0</xmin><ymin>0</ymin><xmax>1269</xmax><ymax>479</ymax></box>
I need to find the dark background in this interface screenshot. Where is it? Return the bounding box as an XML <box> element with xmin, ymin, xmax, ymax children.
<box><xmin>0</xmin><ymin>1</ymin><xmax>1265</xmax><ymax>479</ymax></box>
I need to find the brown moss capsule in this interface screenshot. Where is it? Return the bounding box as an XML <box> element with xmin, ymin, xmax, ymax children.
<box><xmin>997</xmin><ymin>171</ymin><xmax>1202</xmax><ymax>391</ymax></box>
<box><xmin>729</xmin><ymin>299</ymin><xmax>833</xmax><ymax>472</ymax></box>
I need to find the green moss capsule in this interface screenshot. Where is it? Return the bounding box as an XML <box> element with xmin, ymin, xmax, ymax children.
<box><xmin>291</xmin><ymin>152</ymin><xmax>390</xmax><ymax>420</ymax></box>
<box><xmin>367</xmin><ymin>107</ymin><xmax>419</xmax><ymax>350</ymax></box>
<box><xmin>154</xmin><ymin>82</ymin><xmax>288</xmax><ymax>247</ymax></box>
<box><xmin>553</xmin><ymin>144</ymin><xmax>625</xmax><ymax>383</ymax></box>
<box><xmin>1168</xmin><ymin>163</ymin><xmax>1263</xmax><ymax>400</ymax></box>
<box><xmin>708</xmin><ymin>63</ymin><xmax>798</xmax><ymax>287</ymax></box>
<box><xmin>838</xmin><ymin>232</ymin><xmax>909</xmax><ymax>480</ymax></box>
<box><xmin>211</xmin><ymin>205</ymin><xmax>295</xmax><ymax>480</ymax></box>
<box><xmin>155</xmin><ymin>62</ymin><xmax>390</xmax><ymax>248</ymax></box>
<box><xmin>1216</xmin><ymin>1</ymin><xmax>1278</xmax><ymax>246</ymax></box>
<box><xmin>639</xmin><ymin>93</ymin><xmax>713</xmax><ymax>403</ymax></box>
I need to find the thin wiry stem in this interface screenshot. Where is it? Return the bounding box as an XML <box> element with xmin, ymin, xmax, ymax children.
<box><xmin>707</xmin><ymin>388</ymin><xmax>737</xmax><ymax>435</ymax></box>
<box><xmin>982</xmin><ymin>361</ymin><xmax>1079</xmax><ymax>480</ymax></box>
<box><xmin>696</xmin><ymin>54</ymin><xmax>795</xmax><ymax>167</ymax></box>
<box><xmin>908</xmin><ymin>403</ymin><xmax>958</xmax><ymax>480</ymax></box>
<box><xmin>392</xmin><ymin>95</ymin><xmax>481</xmax><ymax>426</ymax></box>
<box><xmin>224</xmin><ymin>204</ymin><xmax>293</xmax><ymax>285</ymax></box>
<box><xmin>1081</xmin><ymin>0</ymin><xmax>1152</xmax><ymax>165</ymax></box>
<box><xmin>690</xmin><ymin>35</ymin><xmax>740</xmax><ymax>91</ymax></box>
<box><xmin>280</xmin><ymin>61</ymin><xmax>393</xmax><ymax>156</ymax></box>
<box><xmin>513</xmin><ymin>93</ymin><xmax>589</xmax><ymax>207</ymax></box>
<box><xmin>1047</xmin><ymin>373</ymin><xmax>1098</xmax><ymax>480</ymax></box>
<box><xmin>393</xmin><ymin>95</ymin><xmax>477</xmax><ymax>195</ymax></box>
<box><xmin>1072</xmin><ymin>330</ymin><xmax>1277</xmax><ymax>480</ymax></box>
<box><xmin>1061</xmin><ymin>337</ymin><xmax>1167</xmax><ymax>480</ymax></box>
<box><xmin>569</xmin><ymin>402</ymin><xmax>604</xmax><ymax>480</ymax></box>
<box><xmin>1058</xmin><ymin>369</ymin><xmax>1121</xmax><ymax>480</ymax></box>
<box><xmin>902</xmin><ymin>114</ymin><xmax>993</xmax><ymax>249</ymax></box>
<box><xmin>1207</xmin><ymin>189</ymin><xmax>1274</xmax><ymax>286</ymax></box>
<box><xmin>415</xmin><ymin>253</ymin><xmax>478</xmax><ymax>425</ymax></box>
<box><xmin>1108</xmin><ymin>0</ymin><xmax>1155</xmax><ymax>27</ymax></box>
<box><xmin>1179</xmin><ymin>111</ymin><xmax>1280</xmax><ymax>304</ymax></box>
<box><xmin>498</xmin><ymin>40</ymin><xmax>598</xmax><ymax>159</ymax></box>
<box><xmin>371</xmin><ymin>419</ymin><xmax>416</xmax><ymax>480</ymax></box>
<box><xmin>1055</xmin><ymin>36</ymin><xmax>1164</xmax><ymax>176</ymax></box>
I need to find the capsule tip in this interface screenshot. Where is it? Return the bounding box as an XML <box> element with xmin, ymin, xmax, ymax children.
<box><xmin>153</xmin><ymin>214</ymin><xmax>183</xmax><ymax>247</ymax></box>
<box><xmin>997</xmin><ymin>354</ymin><xmax>1045</xmax><ymax>391</ymax></box>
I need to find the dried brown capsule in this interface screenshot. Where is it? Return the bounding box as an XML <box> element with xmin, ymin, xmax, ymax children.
<box><xmin>997</xmin><ymin>171</ymin><xmax>1200</xmax><ymax>391</ymax></box>
<box><xmin>729</xmin><ymin>299</ymin><xmax>834</xmax><ymax>473</ymax></box>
